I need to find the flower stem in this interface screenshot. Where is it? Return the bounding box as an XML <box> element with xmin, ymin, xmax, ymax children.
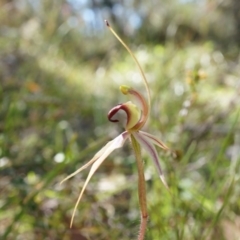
<box><xmin>131</xmin><ymin>135</ymin><xmax>148</xmax><ymax>240</ymax></box>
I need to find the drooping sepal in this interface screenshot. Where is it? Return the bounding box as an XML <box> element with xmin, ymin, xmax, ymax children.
<box><xmin>133</xmin><ymin>132</ymin><xmax>169</xmax><ymax>189</ymax></box>
<box><xmin>61</xmin><ymin>131</ymin><xmax>129</xmax><ymax>227</ymax></box>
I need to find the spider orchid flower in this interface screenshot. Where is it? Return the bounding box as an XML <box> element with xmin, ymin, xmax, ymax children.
<box><xmin>60</xmin><ymin>85</ymin><xmax>169</xmax><ymax>227</ymax></box>
<box><xmin>61</xmin><ymin>21</ymin><xmax>169</xmax><ymax>236</ymax></box>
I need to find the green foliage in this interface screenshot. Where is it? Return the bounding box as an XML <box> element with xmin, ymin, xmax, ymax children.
<box><xmin>0</xmin><ymin>1</ymin><xmax>240</xmax><ymax>240</ymax></box>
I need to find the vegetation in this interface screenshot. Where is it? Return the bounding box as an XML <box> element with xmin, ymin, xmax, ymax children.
<box><xmin>0</xmin><ymin>1</ymin><xmax>240</xmax><ymax>239</ymax></box>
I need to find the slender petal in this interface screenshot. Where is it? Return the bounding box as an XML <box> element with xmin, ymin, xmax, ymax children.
<box><xmin>139</xmin><ymin>131</ymin><xmax>169</xmax><ymax>150</ymax></box>
<box><xmin>69</xmin><ymin>131</ymin><xmax>129</xmax><ymax>227</ymax></box>
<box><xmin>133</xmin><ymin>132</ymin><xmax>169</xmax><ymax>189</ymax></box>
<box><xmin>60</xmin><ymin>136</ymin><xmax>124</xmax><ymax>184</ymax></box>
<box><xmin>60</xmin><ymin>152</ymin><xmax>106</xmax><ymax>184</ymax></box>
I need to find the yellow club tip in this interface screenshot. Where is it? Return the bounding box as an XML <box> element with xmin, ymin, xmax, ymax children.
<box><xmin>120</xmin><ymin>85</ymin><xmax>131</xmax><ymax>95</ymax></box>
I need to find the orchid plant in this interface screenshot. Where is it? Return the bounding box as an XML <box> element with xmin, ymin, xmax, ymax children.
<box><xmin>61</xmin><ymin>21</ymin><xmax>169</xmax><ymax>240</ymax></box>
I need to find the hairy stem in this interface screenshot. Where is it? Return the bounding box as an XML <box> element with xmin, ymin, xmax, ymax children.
<box><xmin>131</xmin><ymin>135</ymin><xmax>148</xmax><ymax>240</ymax></box>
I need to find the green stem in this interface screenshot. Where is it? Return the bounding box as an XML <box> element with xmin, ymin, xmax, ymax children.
<box><xmin>131</xmin><ymin>135</ymin><xmax>148</xmax><ymax>240</ymax></box>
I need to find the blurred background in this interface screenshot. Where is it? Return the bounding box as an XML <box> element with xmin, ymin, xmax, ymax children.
<box><xmin>0</xmin><ymin>0</ymin><xmax>240</xmax><ymax>239</ymax></box>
